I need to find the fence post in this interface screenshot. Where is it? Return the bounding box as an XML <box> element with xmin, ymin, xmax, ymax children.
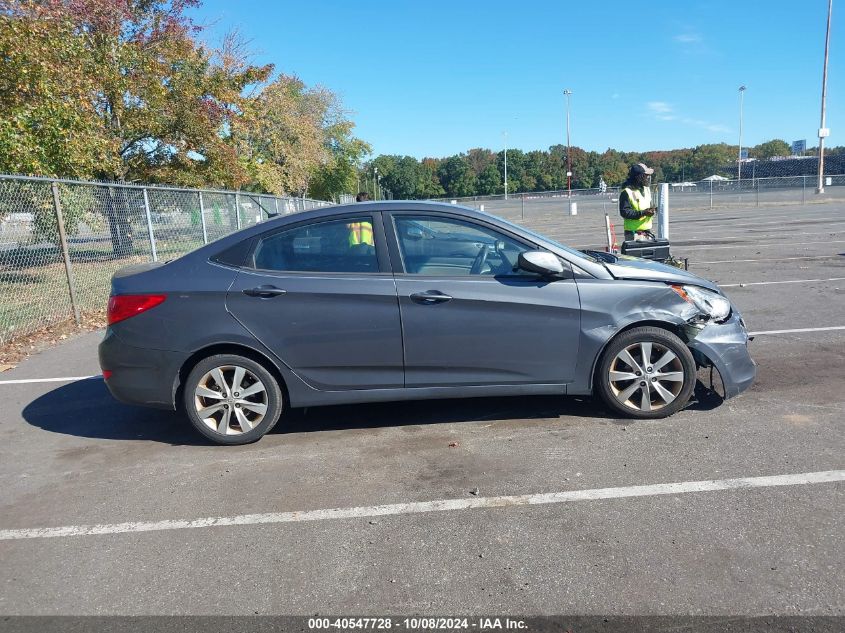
<box><xmin>142</xmin><ymin>188</ymin><xmax>158</xmax><ymax>262</ymax></box>
<box><xmin>521</xmin><ymin>193</ymin><xmax>525</xmax><ymax>220</ymax></box>
<box><xmin>709</xmin><ymin>179</ymin><xmax>713</xmax><ymax>209</ymax></box>
<box><xmin>235</xmin><ymin>192</ymin><xmax>242</xmax><ymax>230</ymax></box>
<box><xmin>51</xmin><ymin>182</ymin><xmax>81</xmax><ymax>326</ymax></box>
<box><xmin>802</xmin><ymin>176</ymin><xmax>806</xmax><ymax>205</ymax></box>
<box><xmin>657</xmin><ymin>183</ymin><xmax>669</xmax><ymax>239</ymax></box>
<box><xmin>274</xmin><ymin>197</ymin><xmax>280</xmax><ymax>216</ymax></box>
<box><xmin>198</xmin><ymin>191</ymin><xmax>208</xmax><ymax>244</ymax></box>
<box><xmin>756</xmin><ymin>178</ymin><xmax>760</xmax><ymax>207</ymax></box>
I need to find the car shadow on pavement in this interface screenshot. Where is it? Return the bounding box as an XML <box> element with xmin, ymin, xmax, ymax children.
<box><xmin>22</xmin><ymin>377</ymin><xmax>206</xmax><ymax>445</ymax></box>
<box><xmin>23</xmin><ymin>377</ymin><xmax>723</xmax><ymax>444</ymax></box>
<box><xmin>273</xmin><ymin>394</ymin><xmax>611</xmax><ymax>436</ymax></box>
<box><xmin>22</xmin><ymin>378</ymin><xmax>613</xmax><ymax>444</ymax></box>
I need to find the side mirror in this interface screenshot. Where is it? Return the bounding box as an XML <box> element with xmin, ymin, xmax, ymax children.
<box><xmin>518</xmin><ymin>251</ymin><xmax>564</xmax><ymax>276</ymax></box>
<box><xmin>405</xmin><ymin>226</ymin><xmax>425</xmax><ymax>240</ymax></box>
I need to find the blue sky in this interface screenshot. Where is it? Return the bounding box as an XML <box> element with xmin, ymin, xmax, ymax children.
<box><xmin>189</xmin><ymin>0</ymin><xmax>840</xmax><ymax>159</ymax></box>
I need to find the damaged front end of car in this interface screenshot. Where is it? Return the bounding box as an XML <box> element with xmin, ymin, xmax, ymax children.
<box><xmin>673</xmin><ymin>284</ymin><xmax>757</xmax><ymax>399</ymax></box>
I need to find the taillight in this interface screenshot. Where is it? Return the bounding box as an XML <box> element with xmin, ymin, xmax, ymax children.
<box><xmin>107</xmin><ymin>294</ymin><xmax>166</xmax><ymax>325</ymax></box>
<box><xmin>102</xmin><ymin>370</ymin><xmax>113</xmax><ymax>380</ymax></box>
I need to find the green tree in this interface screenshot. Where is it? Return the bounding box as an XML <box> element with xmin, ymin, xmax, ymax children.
<box><xmin>438</xmin><ymin>155</ymin><xmax>476</xmax><ymax>197</ymax></box>
<box><xmin>376</xmin><ymin>155</ymin><xmax>420</xmax><ymax>199</ymax></box>
<box><xmin>0</xmin><ymin>0</ymin><xmax>272</xmax><ymax>253</ymax></box>
<box><xmin>689</xmin><ymin>143</ymin><xmax>736</xmax><ymax>180</ymax></box>
<box><xmin>417</xmin><ymin>159</ymin><xmax>445</xmax><ymax>198</ymax></box>
<box><xmin>476</xmin><ymin>164</ymin><xmax>501</xmax><ymax>195</ymax></box>
<box><xmin>0</xmin><ymin>2</ymin><xmax>109</xmax><ymax>178</ymax></box>
<box><xmin>753</xmin><ymin>139</ymin><xmax>791</xmax><ymax>160</ymax></box>
<box><xmin>234</xmin><ymin>75</ymin><xmax>330</xmax><ymax>196</ymax></box>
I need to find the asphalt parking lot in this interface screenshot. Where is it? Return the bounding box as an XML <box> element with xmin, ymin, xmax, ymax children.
<box><xmin>0</xmin><ymin>200</ymin><xmax>843</xmax><ymax>616</ymax></box>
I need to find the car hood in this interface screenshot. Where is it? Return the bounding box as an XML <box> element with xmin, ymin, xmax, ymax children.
<box><xmin>600</xmin><ymin>254</ymin><xmax>720</xmax><ymax>292</ymax></box>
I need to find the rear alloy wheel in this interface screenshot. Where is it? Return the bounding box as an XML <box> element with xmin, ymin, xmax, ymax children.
<box><xmin>184</xmin><ymin>354</ymin><xmax>282</xmax><ymax>444</ymax></box>
<box><xmin>597</xmin><ymin>326</ymin><xmax>696</xmax><ymax>419</ymax></box>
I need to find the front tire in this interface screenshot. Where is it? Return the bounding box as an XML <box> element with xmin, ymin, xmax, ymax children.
<box><xmin>183</xmin><ymin>354</ymin><xmax>283</xmax><ymax>445</ymax></box>
<box><xmin>596</xmin><ymin>326</ymin><xmax>696</xmax><ymax>419</ymax></box>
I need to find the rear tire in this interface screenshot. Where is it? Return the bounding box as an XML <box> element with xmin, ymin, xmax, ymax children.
<box><xmin>596</xmin><ymin>326</ymin><xmax>696</xmax><ymax>419</ymax></box>
<box><xmin>183</xmin><ymin>354</ymin><xmax>283</xmax><ymax>445</ymax></box>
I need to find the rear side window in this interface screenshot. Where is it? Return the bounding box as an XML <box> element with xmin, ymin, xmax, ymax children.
<box><xmin>252</xmin><ymin>217</ymin><xmax>378</xmax><ymax>273</ymax></box>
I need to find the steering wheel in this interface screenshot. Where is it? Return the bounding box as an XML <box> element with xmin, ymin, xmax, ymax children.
<box><xmin>470</xmin><ymin>244</ymin><xmax>490</xmax><ymax>275</ymax></box>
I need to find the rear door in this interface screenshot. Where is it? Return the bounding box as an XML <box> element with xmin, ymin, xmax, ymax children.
<box><xmin>226</xmin><ymin>212</ymin><xmax>403</xmax><ymax>390</ymax></box>
<box><xmin>385</xmin><ymin>211</ymin><xmax>582</xmax><ymax>387</ymax></box>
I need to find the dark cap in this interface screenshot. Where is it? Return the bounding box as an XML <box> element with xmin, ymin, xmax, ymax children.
<box><xmin>630</xmin><ymin>162</ymin><xmax>655</xmax><ymax>175</ymax></box>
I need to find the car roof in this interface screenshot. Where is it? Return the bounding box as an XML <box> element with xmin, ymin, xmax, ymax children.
<box><xmin>267</xmin><ymin>200</ymin><xmax>493</xmax><ymax>224</ymax></box>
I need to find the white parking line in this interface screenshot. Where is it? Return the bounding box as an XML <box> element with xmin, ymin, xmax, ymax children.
<box><xmin>697</xmin><ymin>255</ymin><xmax>839</xmax><ymax>264</ymax></box>
<box><xmin>721</xmin><ymin>277</ymin><xmax>845</xmax><ymax>288</ymax></box>
<box><xmin>748</xmin><ymin>326</ymin><xmax>845</xmax><ymax>336</ymax></box>
<box><xmin>0</xmin><ymin>376</ymin><xmax>98</xmax><ymax>386</ymax></box>
<box><xmin>1</xmin><ymin>470</ymin><xmax>842</xmax><ymax>541</ymax></box>
<box><xmin>680</xmin><ymin>239</ymin><xmax>845</xmax><ymax>251</ymax></box>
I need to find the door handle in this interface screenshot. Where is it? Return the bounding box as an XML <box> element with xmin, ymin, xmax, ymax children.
<box><xmin>410</xmin><ymin>290</ymin><xmax>453</xmax><ymax>304</ymax></box>
<box><xmin>242</xmin><ymin>285</ymin><xmax>287</xmax><ymax>298</ymax></box>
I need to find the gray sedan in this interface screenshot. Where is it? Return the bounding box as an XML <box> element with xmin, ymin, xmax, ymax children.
<box><xmin>99</xmin><ymin>201</ymin><xmax>756</xmax><ymax>444</ymax></box>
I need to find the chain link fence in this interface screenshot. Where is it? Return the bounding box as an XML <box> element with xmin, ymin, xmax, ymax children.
<box><xmin>440</xmin><ymin>174</ymin><xmax>845</xmax><ymax>222</ymax></box>
<box><xmin>0</xmin><ymin>174</ymin><xmax>334</xmax><ymax>344</ymax></box>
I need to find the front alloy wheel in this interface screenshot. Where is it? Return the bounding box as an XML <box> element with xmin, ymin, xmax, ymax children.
<box><xmin>608</xmin><ymin>341</ymin><xmax>684</xmax><ymax>412</ymax></box>
<box><xmin>597</xmin><ymin>326</ymin><xmax>696</xmax><ymax>419</ymax></box>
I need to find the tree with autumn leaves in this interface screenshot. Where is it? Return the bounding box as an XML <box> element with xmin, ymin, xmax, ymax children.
<box><xmin>0</xmin><ymin>0</ymin><xmax>368</xmax><ymax>197</ymax></box>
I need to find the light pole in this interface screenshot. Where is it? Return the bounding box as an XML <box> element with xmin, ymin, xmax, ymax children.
<box><xmin>738</xmin><ymin>85</ymin><xmax>746</xmax><ymax>183</ymax></box>
<box><xmin>564</xmin><ymin>89</ymin><xmax>573</xmax><ymax>197</ymax></box>
<box><xmin>503</xmin><ymin>131</ymin><xmax>508</xmax><ymax>200</ymax></box>
<box><xmin>817</xmin><ymin>0</ymin><xmax>833</xmax><ymax>194</ymax></box>
<box><xmin>373</xmin><ymin>166</ymin><xmax>378</xmax><ymax>201</ymax></box>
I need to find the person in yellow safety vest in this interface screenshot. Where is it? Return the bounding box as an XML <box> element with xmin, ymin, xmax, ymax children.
<box><xmin>349</xmin><ymin>191</ymin><xmax>374</xmax><ymax>247</ymax></box>
<box><xmin>347</xmin><ymin>220</ymin><xmax>374</xmax><ymax>247</ymax></box>
<box><xmin>619</xmin><ymin>163</ymin><xmax>657</xmax><ymax>242</ymax></box>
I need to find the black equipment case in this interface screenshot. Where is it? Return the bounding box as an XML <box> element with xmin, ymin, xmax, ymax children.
<box><xmin>620</xmin><ymin>238</ymin><xmax>671</xmax><ymax>262</ymax></box>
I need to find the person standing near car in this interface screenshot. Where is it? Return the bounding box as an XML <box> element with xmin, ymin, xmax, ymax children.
<box><xmin>619</xmin><ymin>163</ymin><xmax>657</xmax><ymax>241</ymax></box>
<box><xmin>349</xmin><ymin>192</ymin><xmax>374</xmax><ymax>247</ymax></box>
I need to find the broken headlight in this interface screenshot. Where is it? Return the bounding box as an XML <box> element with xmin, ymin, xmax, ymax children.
<box><xmin>672</xmin><ymin>285</ymin><xmax>731</xmax><ymax>323</ymax></box>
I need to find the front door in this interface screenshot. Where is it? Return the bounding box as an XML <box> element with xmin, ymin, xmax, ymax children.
<box><xmin>226</xmin><ymin>214</ymin><xmax>403</xmax><ymax>390</ymax></box>
<box><xmin>387</xmin><ymin>212</ymin><xmax>581</xmax><ymax>387</ymax></box>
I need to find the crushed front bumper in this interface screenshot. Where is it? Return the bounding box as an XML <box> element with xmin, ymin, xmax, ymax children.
<box><xmin>687</xmin><ymin>310</ymin><xmax>756</xmax><ymax>398</ymax></box>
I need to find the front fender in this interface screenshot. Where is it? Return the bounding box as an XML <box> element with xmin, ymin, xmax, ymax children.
<box><xmin>568</xmin><ymin>279</ymin><xmax>698</xmax><ymax>395</ymax></box>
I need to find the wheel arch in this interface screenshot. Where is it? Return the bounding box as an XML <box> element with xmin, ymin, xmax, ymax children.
<box><xmin>173</xmin><ymin>342</ymin><xmax>290</xmax><ymax>411</ymax></box>
<box><xmin>588</xmin><ymin>319</ymin><xmax>689</xmax><ymax>394</ymax></box>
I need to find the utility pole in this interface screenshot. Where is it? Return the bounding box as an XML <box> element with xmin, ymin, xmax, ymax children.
<box><xmin>817</xmin><ymin>0</ymin><xmax>833</xmax><ymax>194</ymax></box>
<box><xmin>738</xmin><ymin>85</ymin><xmax>746</xmax><ymax>183</ymax></box>
<box><xmin>373</xmin><ymin>166</ymin><xmax>378</xmax><ymax>201</ymax></box>
<box><xmin>503</xmin><ymin>131</ymin><xmax>508</xmax><ymax>200</ymax></box>
<box><xmin>564</xmin><ymin>89</ymin><xmax>573</xmax><ymax>197</ymax></box>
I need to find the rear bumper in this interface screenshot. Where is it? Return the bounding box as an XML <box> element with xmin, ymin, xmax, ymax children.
<box><xmin>687</xmin><ymin>311</ymin><xmax>757</xmax><ymax>399</ymax></box>
<box><xmin>98</xmin><ymin>329</ymin><xmax>186</xmax><ymax>410</ymax></box>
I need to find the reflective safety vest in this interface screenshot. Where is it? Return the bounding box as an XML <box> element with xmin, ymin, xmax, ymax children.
<box><xmin>622</xmin><ymin>186</ymin><xmax>653</xmax><ymax>232</ymax></box>
<box><xmin>347</xmin><ymin>221</ymin><xmax>374</xmax><ymax>246</ymax></box>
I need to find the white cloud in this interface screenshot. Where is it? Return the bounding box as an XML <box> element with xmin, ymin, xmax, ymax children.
<box><xmin>674</xmin><ymin>33</ymin><xmax>702</xmax><ymax>44</ymax></box>
<box><xmin>647</xmin><ymin>102</ymin><xmax>730</xmax><ymax>134</ymax></box>
<box><xmin>647</xmin><ymin>101</ymin><xmax>673</xmax><ymax>114</ymax></box>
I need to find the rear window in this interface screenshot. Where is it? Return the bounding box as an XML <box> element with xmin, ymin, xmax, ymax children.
<box><xmin>252</xmin><ymin>217</ymin><xmax>379</xmax><ymax>273</ymax></box>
